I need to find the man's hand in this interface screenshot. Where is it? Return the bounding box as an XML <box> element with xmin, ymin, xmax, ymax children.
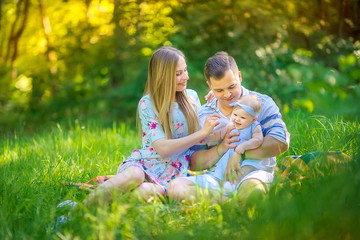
<box><xmin>220</xmin><ymin>124</ymin><xmax>240</xmax><ymax>152</ymax></box>
<box><xmin>224</xmin><ymin>152</ymin><xmax>243</xmax><ymax>184</ymax></box>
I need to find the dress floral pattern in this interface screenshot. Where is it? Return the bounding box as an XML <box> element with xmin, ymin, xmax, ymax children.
<box><xmin>117</xmin><ymin>89</ymin><xmax>201</xmax><ymax>189</ymax></box>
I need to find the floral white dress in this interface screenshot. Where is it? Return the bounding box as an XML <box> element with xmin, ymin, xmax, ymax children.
<box><xmin>117</xmin><ymin>89</ymin><xmax>201</xmax><ymax>191</ymax></box>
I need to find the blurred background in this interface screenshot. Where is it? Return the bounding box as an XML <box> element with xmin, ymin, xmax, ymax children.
<box><xmin>1</xmin><ymin>0</ymin><xmax>359</xmax><ymax>131</ymax></box>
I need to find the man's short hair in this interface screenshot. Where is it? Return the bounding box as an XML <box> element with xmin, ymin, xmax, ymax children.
<box><xmin>204</xmin><ymin>51</ymin><xmax>239</xmax><ymax>82</ymax></box>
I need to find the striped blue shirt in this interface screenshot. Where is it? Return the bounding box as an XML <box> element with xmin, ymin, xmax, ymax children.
<box><xmin>193</xmin><ymin>87</ymin><xmax>290</xmax><ymax>173</ymax></box>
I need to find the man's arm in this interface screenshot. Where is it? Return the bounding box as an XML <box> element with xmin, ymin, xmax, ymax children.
<box><xmin>189</xmin><ymin>147</ymin><xmax>221</xmax><ymax>171</ymax></box>
<box><xmin>246</xmin><ymin>93</ymin><xmax>290</xmax><ymax>159</ymax></box>
<box><xmin>244</xmin><ymin>135</ymin><xmax>288</xmax><ymax>159</ymax></box>
<box><xmin>223</xmin><ymin>135</ymin><xmax>288</xmax><ymax>182</ymax></box>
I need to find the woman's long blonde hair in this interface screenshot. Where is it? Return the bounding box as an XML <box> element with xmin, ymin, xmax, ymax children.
<box><xmin>141</xmin><ymin>46</ymin><xmax>199</xmax><ymax>139</ymax></box>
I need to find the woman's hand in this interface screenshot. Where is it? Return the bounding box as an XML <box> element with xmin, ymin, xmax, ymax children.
<box><xmin>224</xmin><ymin>152</ymin><xmax>243</xmax><ymax>184</ymax></box>
<box><xmin>201</xmin><ymin>114</ymin><xmax>221</xmax><ymax>136</ymax></box>
<box><xmin>204</xmin><ymin>90</ymin><xmax>216</xmax><ymax>102</ymax></box>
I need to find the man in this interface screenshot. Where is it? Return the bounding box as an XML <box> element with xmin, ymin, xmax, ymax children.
<box><xmin>167</xmin><ymin>51</ymin><xmax>290</xmax><ymax>203</ymax></box>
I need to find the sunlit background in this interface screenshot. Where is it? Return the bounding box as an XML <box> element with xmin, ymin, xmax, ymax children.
<box><xmin>1</xmin><ymin>0</ymin><xmax>359</xmax><ymax>131</ymax></box>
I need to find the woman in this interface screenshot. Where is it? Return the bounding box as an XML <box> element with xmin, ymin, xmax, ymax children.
<box><xmin>86</xmin><ymin>46</ymin><xmax>220</xmax><ymax>204</ymax></box>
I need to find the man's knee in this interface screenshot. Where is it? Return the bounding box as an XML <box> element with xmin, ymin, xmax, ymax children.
<box><xmin>237</xmin><ymin>179</ymin><xmax>266</xmax><ymax>201</ymax></box>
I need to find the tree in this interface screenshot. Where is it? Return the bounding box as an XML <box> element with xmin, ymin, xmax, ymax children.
<box><xmin>4</xmin><ymin>0</ymin><xmax>29</xmax><ymax>77</ymax></box>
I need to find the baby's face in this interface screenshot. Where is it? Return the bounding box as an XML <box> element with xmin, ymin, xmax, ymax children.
<box><xmin>231</xmin><ymin>107</ymin><xmax>254</xmax><ymax>130</ymax></box>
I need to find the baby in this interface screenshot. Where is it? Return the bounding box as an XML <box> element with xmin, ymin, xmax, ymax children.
<box><xmin>207</xmin><ymin>94</ymin><xmax>263</xmax><ymax>184</ymax></box>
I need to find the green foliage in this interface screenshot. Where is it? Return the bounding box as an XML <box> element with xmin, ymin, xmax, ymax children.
<box><xmin>0</xmin><ymin>119</ymin><xmax>138</xmax><ymax>239</ymax></box>
<box><xmin>244</xmin><ymin>39</ymin><xmax>360</xmax><ymax>119</ymax></box>
<box><xmin>283</xmin><ymin>111</ymin><xmax>359</xmax><ymax>159</ymax></box>
<box><xmin>247</xmin><ymin>167</ymin><xmax>360</xmax><ymax>239</ymax></box>
<box><xmin>1</xmin><ymin>0</ymin><xmax>360</xmax><ymax>130</ymax></box>
<box><xmin>1</xmin><ymin>2</ymin><xmax>359</xmax><ymax>238</ymax></box>
<box><xmin>0</xmin><ymin>112</ymin><xmax>359</xmax><ymax>239</ymax></box>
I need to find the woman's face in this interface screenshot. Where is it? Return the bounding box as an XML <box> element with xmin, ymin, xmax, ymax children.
<box><xmin>175</xmin><ymin>57</ymin><xmax>189</xmax><ymax>92</ymax></box>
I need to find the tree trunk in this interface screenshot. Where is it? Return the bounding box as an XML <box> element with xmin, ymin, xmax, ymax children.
<box><xmin>0</xmin><ymin>0</ymin><xmax>5</xmax><ymax>61</ymax></box>
<box><xmin>338</xmin><ymin>0</ymin><xmax>345</xmax><ymax>38</ymax></box>
<box><xmin>4</xmin><ymin>0</ymin><xmax>29</xmax><ymax>78</ymax></box>
<box><xmin>110</xmin><ymin>0</ymin><xmax>124</xmax><ymax>87</ymax></box>
<box><xmin>317</xmin><ymin>0</ymin><xmax>325</xmax><ymax>30</ymax></box>
<box><xmin>39</xmin><ymin>0</ymin><xmax>58</xmax><ymax>98</ymax></box>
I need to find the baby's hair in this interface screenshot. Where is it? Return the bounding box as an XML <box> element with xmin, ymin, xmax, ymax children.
<box><xmin>236</xmin><ymin>95</ymin><xmax>261</xmax><ymax>114</ymax></box>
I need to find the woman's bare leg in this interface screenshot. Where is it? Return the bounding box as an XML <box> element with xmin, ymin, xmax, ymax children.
<box><xmin>167</xmin><ymin>178</ymin><xmax>197</xmax><ymax>203</ymax></box>
<box><xmin>132</xmin><ymin>182</ymin><xmax>165</xmax><ymax>202</ymax></box>
<box><xmin>85</xmin><ymin>166</ymin><xmax>145</xmax><ymax>206</ymax></box>
<box><xmin>167</xmin><ymin>178</ymin><xmax>227</xmax><ymax>204</ymax></box>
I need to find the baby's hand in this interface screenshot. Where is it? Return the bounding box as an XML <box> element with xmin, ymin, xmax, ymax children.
<box><xmin>235</xmin><ymin>145</ymin><xmax>245</xmax><ymax>154</ymax></box>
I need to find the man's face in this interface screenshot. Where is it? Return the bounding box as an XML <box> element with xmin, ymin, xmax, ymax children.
<box><xmin>207</xmin><ymin>69</ymin><xmax>242</xmax><ymax>108</ymax></box>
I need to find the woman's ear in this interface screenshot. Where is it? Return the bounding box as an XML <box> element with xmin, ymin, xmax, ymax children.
<box><xmin>253</xmin><ymin>116</ymin><xmax>258</xmax><ymax>122</ymax></box>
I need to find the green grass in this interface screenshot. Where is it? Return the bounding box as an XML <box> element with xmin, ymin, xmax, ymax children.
<box><xmin>1</xmin><ymin>111</ymin><xmax>359</xmax><ymax>239</ymax></box>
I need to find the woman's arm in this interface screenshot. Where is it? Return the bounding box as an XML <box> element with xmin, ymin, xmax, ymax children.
<box><xmin>152</xmin><ymin>114</ymin><xmax>221</xmax><ymax>158</ymax></box>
